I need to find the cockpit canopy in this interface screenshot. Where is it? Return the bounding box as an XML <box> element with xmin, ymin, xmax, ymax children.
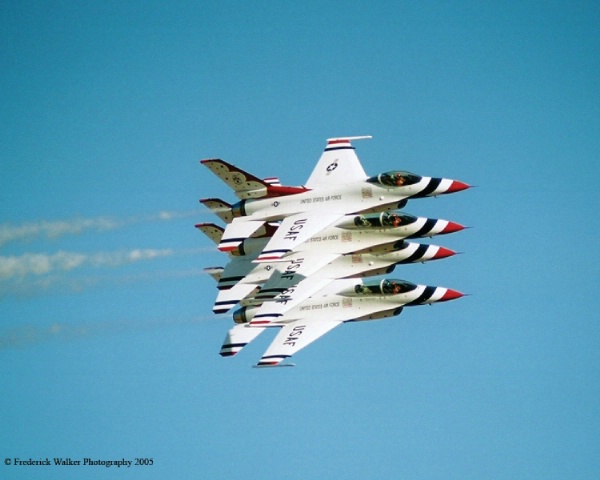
<box><xmin>353</xmin><ymin>211</ymin><xmax>418</xmax><ymax>229</ymax></box>
<box><xmin>354</xmin><ymin>278</ymin><xmax>418</xmax><ymax>296</ymax></box>
<box><xmin>367</xmin><ymin>171</ymin><xmax>422</xmax><ymax>188</ymax></box>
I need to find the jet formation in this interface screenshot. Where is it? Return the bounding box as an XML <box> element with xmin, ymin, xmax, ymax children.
<box><xmin>198</xmin><ymin>136</ymin><xmax>469</xmax><ymax>367</ymax></box>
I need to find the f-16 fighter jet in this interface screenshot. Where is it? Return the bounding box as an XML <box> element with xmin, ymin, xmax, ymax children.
<box><xmin>201</xmin><ymin>136</ymin><xmax>469</xmax><ymax>257</ymax></box>
<box><xmin>215</xmin><ymin>241</ymin><xmax>456</xmax><ymax>357</ymax></box>
<box><xmin>224</xmin><ymin>277</ymin><xmax>463</xmax><ymax>367</ymax></box>
<box><xmin>196</xmin><ymin>209</ymin><xmax>464</xmax><ymax>313</ymax></box>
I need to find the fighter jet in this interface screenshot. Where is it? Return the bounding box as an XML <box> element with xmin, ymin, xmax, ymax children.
<box><xmin>201</xmin><ymin>136</ymin><xmax>469</xmax><ymax>256</ymax></box>
<box><xmin>215</xmin><ymin>242</ymin><xmax>457</xmax><ymax>357</ymax></box>
<box><xmin>219</xmin><ymin>238</ymin><xmax>456</xmax><ymax>315</ymax></box>
<box><xmin>253</xmin><ymin>209</ymin><xmax>464</xmax><ymax>263</ymax></box>
<box><xmin>196</xmin><ymin>210</ymin><xmax>464</xmax><ymax>313</ymax></box>
<box><xmin>198</xmin><ymin>136</ymin><xmax>469</xmax><ymax>367</ymax></box>
<box><xmin>225</xmin><ymin>277</ymin><xmax>463</xmax><ymax>367</ymax></box>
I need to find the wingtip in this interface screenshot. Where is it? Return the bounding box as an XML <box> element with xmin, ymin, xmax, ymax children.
<box><xmin>220</xmin><ymin>351</ymin><xmax>237</xmax><ymax>357</ymax></box>
<box><xmin>252</xmin><ymin>363</ymin><xmax>296</xmax><ymax>368</ymax></box>
<box><xmin>326</xmin><ymin>135</ymin><xmax>372</xmax><ymax>143</ymax></box>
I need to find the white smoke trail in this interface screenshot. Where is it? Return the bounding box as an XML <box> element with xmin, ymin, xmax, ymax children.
<box><xmin>0</xmin><ymin>210</ymin><xmax>198</xmax><ymax>247</ymax></box>
<box><xmin>0</xmin><ymin>249</ymin><xmax>175</xmax><ymax>281</ymax></box>
<box><xmin>0</xmin><ymin>250</ymin><xmax>215</xmax><ymax>298</ymax></box>
<box><xmin>0</xmin><ymin>217</ymin><xmax>118</xmax><ymax>246</ymax></box>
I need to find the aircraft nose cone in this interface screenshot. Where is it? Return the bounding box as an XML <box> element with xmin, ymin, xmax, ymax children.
<box><xmin>447</xmin><ymin>180</ymin><xmax>470</xmax><ymax>193</ymax></box>
<box><xmin>442</xmin><ymin>221</ymin><xmax>465</xmax><ymax>234</ymax></box>
<box><xmin>440</xmin><ymin>288</ymin><xmax>464</xmax><ymax>302</ymax></box>
<box><xmin>434</xmin><ymin>246</ymin><xmax>456</xmax><ymax>259</ymax></box>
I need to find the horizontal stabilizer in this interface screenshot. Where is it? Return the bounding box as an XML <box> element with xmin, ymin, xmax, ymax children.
<box><xmin>204</xmin><ymin>266</ymin><xmax>224</xmax><ymax>283</ymax></box>
<box><xmin>201</xmin><ymin>159</ymin><xmax>269</xmax><ymax>199</ymax></box>
<box><xmin>201</xmin><ymin>159</ymin><xmax>310</xmax><ymax>199</ymax></box>
<box><xmin>200</xmin><ymin>198</ymin><xmax>234</xmax><ymax>223</ymax></box>
<box><xmin>195</xmin><ymin>223</ymin><xmax>224</xmax><ymax>245</ymax></box>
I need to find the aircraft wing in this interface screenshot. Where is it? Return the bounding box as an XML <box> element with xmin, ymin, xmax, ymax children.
<box><xmin>217</xmin><ymin>255</ymin><xmax>264</xmax><ymax>290</ymax></box>
<box><xmin>254</xmin><ymin>212</ymin><xmax>342</xmax><ymax>262</ymax></box>
<box><xmin>249</xmin><ymin>276</ymin><xmax>334</xmax><ymax>327</ymax></box>
<box><xmin>255</xmin><ymin>319</ymin><xmax>343</xmax><ymax>367</ymax></box>
<box><xmin>214</xmin><ymin>282</ymin><xmax>259</xmax><ymax>314</ymax></box>
<box><xmin>220</xmin><ymin>324</ymin><xmax>266</xmax><ymax>357</ymax></box>
<box><xmin>249</xmin><ymin>252</ymin><xmax>342</xmax><ymax>324</ymax></box>
<box><xmin>253</xmin><ymin>252</ymin><xmax>339</xmax><ymax>303</ymax></box>
<box><xmin>219</xmin><ymin>218</ymin><xmax>265</xmax><ymax>252</ymax></box>
<box><xmin>304</xmin><ymin>137</ymin><xmax>371</xmax><ymax>188</ymax></box>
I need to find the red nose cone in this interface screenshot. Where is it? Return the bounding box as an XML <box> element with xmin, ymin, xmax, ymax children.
<box><xmin>447</xmin><ymin>180</ymin><xmax>470</xmax><ymax>193</ymax></box>
<box><xmin>440</xmin><ymin>289</ymin><xmax>464</xmax><ymax>302</ymax></box>
<box><xmin>433</xmin><ymin>246</ymin><xmax>456</xmax><ymax>259</ymax></box>
<box><xmin>442</xmin><ymin>221</ymin><xmax>465</xmax><ymax>234</ymax></box>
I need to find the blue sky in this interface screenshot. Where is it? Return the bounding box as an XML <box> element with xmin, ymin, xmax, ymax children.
<box><xmin>1</xmin><ymin>1</ymin><xmax>599</xmax><ymax>478</ymax></box>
